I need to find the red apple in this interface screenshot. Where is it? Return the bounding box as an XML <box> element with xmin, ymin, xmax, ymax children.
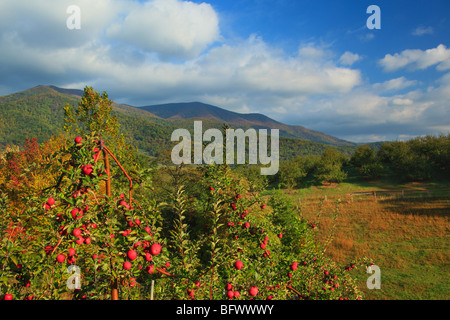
<box><xmin>44</xmin><ymin>245</ymin><xmax>53</xmax><ymax>255</ymax></box>
<box><xmin>127</xmin><ymin>249</ymin><xmax>137</xmax><ymax>260</ymax></box>
<box><xmin>145</xmin><ymin>252</ymin><xmax>153</xmax><ymax>262</ymax></box>
<box><xmin>234</xmin><ymin>260</ymin><xmax>244</xmax><ymax>270</ymax></box>
<box><xmin>68</xmin><ymin>248</ymin><xmax>76</xmax><ymax>256</ymax></box>
<box><xmin>82</xmin><ymin>164</ymin><xmax>93</xmax><ymax>175</ymax></box>
<box><xmin>71</xmin><ymin>208</ymin><xmax>83</xmax><ymax>219</ymax></box>
<box><xmin>57</xmin><ymin>254</ymin><xmax>66</xmax><ymax>263</ymax></box>
<box><xmin>73</xmin><ymin>228</ymin><xmax>82</xmax><ymax>237</ymax></box>
<box><xmin>249</xmin><ymin>286</ymin><xmax>258</xmax><ymax>296</ymax></box>
<box><xmin>290</xmin><ymin>262</ymin><xmax>298</xmax><ymax>271</ymax></box>
<box><xmin>234</xmin><ymin>291</ymin><xmax>240</xmax><ymax>298</ymax></box>
<box><xmin>3</xmin><ymin>294</ymin><xmax>13</xmax><ymax>300</ymax></box>
<box><xmin>75</xmin><ymin>137</ymin><xmax>82</xmax><ymax>144</ymax></box>
<box><xmin>227</xmin><ymin>290</ymin><xmax>234</xmax><ymax>299</ymax></box>
<box><xmin>123</xmin><ymin>261</ymin><xmax>132</xmax><ymax>270</ymax></box>
<box><xmin>150</xmin><ymin>243</ymin><xmax>161</xmax><ymax>256</ymax></box>
<box><xmin>84</xmin><ymin>237</ymin><xmax>91</xmax><ymax>245</ymax></box>
<box><xmin>146</xmin><ymin>265</ymin><xmax>154</xmax><ymax>274</ymax></box>
<box><xmin>47</xmin><ymin>197</ymin><xmax>55</xmax><ymax>206</ymax></box>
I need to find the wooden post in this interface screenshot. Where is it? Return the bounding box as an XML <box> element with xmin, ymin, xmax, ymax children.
<box><xmin>111</xmin><ymin>279</ymin><xmax>118</xmax><ymax>300</ymax></box>
<box><xmin>103</xmin><ymin>149</ymin><xmax>117</xmax><ymax>300</ymax></box>
<box><xmin>374</xmin><ymin>191</ymin><xmax>377</xmax><ymax>201</ymax></box>
<box><xmin>150</xmin><ymin>280</ymin><xmax>155</xmax><ymax>300</ymax></box>
<box><xmin>103</xmin><ymin>150</ymin><xmax>111</xmax><ymax>198</ymax></box>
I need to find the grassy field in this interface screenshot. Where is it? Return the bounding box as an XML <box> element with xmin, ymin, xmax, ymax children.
<box><xmin>265</xmin><ymin>179</ymin><xmax>450</xmax><ymax>300</ymax></box>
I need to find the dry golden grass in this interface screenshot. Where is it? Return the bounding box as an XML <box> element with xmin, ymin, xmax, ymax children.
<box><xmin>293</xmin><ymin>194</ymin><xmax>450</xmax><ymax>299</ymax></box>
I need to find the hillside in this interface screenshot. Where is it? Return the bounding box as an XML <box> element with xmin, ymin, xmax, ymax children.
<box><xmin>140</xmin><ymin>102</ymin><xmax>355</xmax><ymax>147</ymax></box>
<box><xmin>0</xmin><ymin>85</ymin><xmax>358</xmax><ymax>159</ymax></box>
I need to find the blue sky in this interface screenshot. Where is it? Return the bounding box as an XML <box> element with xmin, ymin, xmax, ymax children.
<box><xmin>1</xmin><ymin>0</ymin><xmax>449</xmax><ymax>142</ymax></box>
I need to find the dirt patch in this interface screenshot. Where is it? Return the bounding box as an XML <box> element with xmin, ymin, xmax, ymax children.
<box><xmin>320</xmin><ymin>182</ymin><xmax>339</xmax><ymax>188</ymax></box>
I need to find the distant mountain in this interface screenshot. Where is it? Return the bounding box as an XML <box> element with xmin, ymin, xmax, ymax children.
<box><xmin>48</xmin><ymin>85</ymin><xmax>84</xmax><ymax>97</ymax></box>
<box><xmin>0</xmin><ymin>85</ymin><xmax>359</xmax><ymax>159</ymax></box>
<box><xmin>141</xmin><ymin>102</ymin><xmax>356</xmax><ymax>147</ymax></box>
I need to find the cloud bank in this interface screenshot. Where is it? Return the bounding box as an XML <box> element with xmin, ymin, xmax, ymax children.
<box><xmin>0</xmin><ymin>0</ymin><xmax>449</xmax><ymax>142</ymax></box>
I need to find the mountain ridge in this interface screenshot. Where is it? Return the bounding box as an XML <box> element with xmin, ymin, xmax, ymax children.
<box><xmin>4</xmin><ymin>85</ymin><xmax>356</xmax><ymax>147</ymax></box>
<box><xmin>138</xmin><ymin>102</ymin><xmax>355</xmax><ymax>147</ymax></box>
<box><xmin>0</xmin><ymin>85</ymin><xmax>359</xmax><ymax>158</ymax></box>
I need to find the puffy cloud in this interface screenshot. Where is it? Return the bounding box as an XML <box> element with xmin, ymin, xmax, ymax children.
<box><xmin>379</xmin><ymin>44</ymin><xmax>450</xmax><ymax>72</ymax></box>
<box><xmin>339</xmin><ymin>51</ymin><xmax>361</xmax><ymax>66</ymax></box>
<box><xmin>278</xmin><ymin>70</ymin><xmax>450</xmax><ymax>142</ymax></box>
<box><xmin>0</xmin><ymin>0</ymin><xmax>448</xmax><ymax>143</ymax></box>
<box><xmin>106</xmin><ymin>0</ymin><xmax>220</xmax><ymax>59</ymax></box>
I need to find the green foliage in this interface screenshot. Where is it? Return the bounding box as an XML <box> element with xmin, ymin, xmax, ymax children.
<box><xmin>0</xmin><ymin>136</ymin><xmax>367</xmax><ymax>300</ymax></box>
<box><xmin>378</xmin><ymin>134</ymin><xmax>450</xmax><ymax>181</ymax></box>
<box><xmin>314</xmin><ymin>149</ymin><xmax>348</xmax><ymax>184</ymax></box>
<box><xmin>351</xmin><ymin>145</ymin><xmax>383</xmax><ymax>179</ymax></box>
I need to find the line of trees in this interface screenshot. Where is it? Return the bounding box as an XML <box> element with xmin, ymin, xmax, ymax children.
<box><xmin>267</xmin><ymin>134</ymin><xmax>450</xmax><ymax>189</ymax></box>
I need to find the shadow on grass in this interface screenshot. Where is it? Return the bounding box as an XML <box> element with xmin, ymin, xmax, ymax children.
<box><xmin>378</xmin><ymin>198</ymin><xmax>450</xmax><ymax>217</ymax></box>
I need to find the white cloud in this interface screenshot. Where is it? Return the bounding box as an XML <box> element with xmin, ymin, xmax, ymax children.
<box><xmin>379</xmin><ymin>44</ymin><xmax>450</xmax><ymax>72</ymax></box>
<box><xmin>0</xmin><ymin>0</ymin><xmax>449</xmax><ymax>143</ymax></box>
<box><xmin>372</xmin><ymin>76</ymin><xmax>419</xmax><ymax>93</ymax></box>
<box><xmin>412</xmin><ymin>26</ymin><xmax>434</xmax><ymax>36</ymax></box>
<box><xmin>359</xmin><ymin>33</ymin><xmax>375</xmax><ymax>42</ymax></box>
<box><xmin>106</xmin><ymin>0</ymin><xmax>220</xmax><ymax>59</ymax></box>
<box><xmin>339</xmin><ymin>51</ymin><xmax>361</xmax><ymax>66</ymax></box>
<box><xmin>279</xmin><ymin>70</ymin><xmax>450</xmax><ymax>141</ymax></box>
<box><xmin>392</xmin><ymin>98</ymin><xmax>414</xmax><ymax>105</ymax></box>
